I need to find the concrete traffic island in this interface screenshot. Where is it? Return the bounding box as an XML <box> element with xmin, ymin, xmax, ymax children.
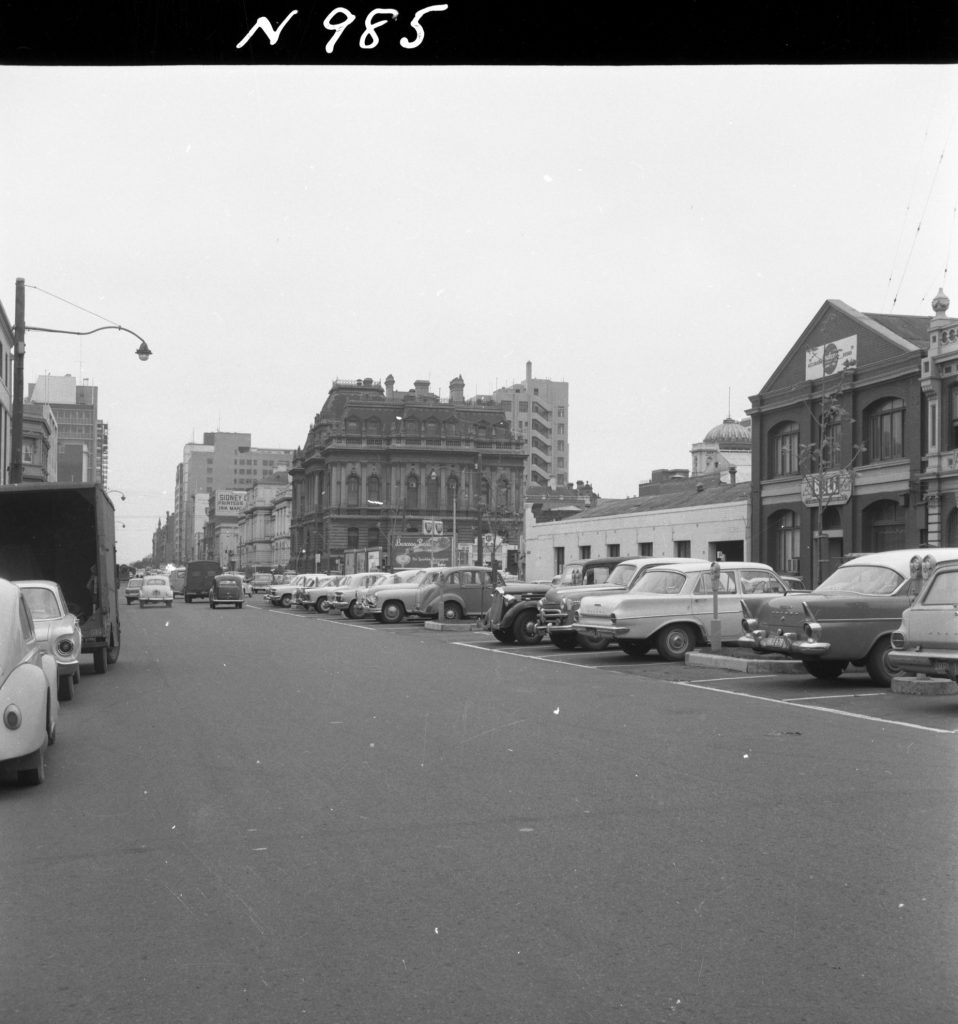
<box><xmin>424</xmin><ymin>620</ymin><xmax>480</xmax><ymax>632</ymax></box>
<box><xmin>890</xmin><ymin>674</ymin><xmax>958</xmax><ymax>696</ymax></box>
<box><xmin>687</xmin><ymin>649</ymin><xmax>807</xmax><ymax>674</ymax></box>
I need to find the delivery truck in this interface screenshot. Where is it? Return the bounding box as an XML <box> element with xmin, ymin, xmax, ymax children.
<box><xmin>0</xmin><ymin>482</ymin><xmax>121</xmax><ymax>673</ymax></box>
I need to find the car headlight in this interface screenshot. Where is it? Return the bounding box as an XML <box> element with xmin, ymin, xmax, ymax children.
<box><xmin>56</xmin><ymin>637</ymin><xmax>76</xmax><ymax>657</ymax></box>
<box><xmin>3</xmin><ymin>704</ymin><xmax>22</xmax><ymax>730</ymax></box>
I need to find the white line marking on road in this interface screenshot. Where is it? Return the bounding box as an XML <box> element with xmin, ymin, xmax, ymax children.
<box><xmin>451</xmin><ymin>641</ymin><xmax>602</xmax><ymax>668</ymax></box>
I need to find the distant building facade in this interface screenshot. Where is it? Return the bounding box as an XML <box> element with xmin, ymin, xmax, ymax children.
<box><xmin>28</xmin><ymin>373</ymin><xmax>105</xmax><ymax>484</ymax></box>
<box><xmin>290</xmin><ymin>376</ymin><xmax>526</xmax><ymax>573</ymax></box>
<box><xmin>493</xmin><ymin>365</ymin><xmax>569</xmax><ymax>488</ymax></box>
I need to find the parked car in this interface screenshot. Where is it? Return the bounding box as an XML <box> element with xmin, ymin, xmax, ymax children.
<box><xmin>138</xmin><ymin>574</ymin><xmax>174</xmax><ymax>607</ymax></box>
<box><xmin>124</xmin><ymin>577</ymin><xmax>144</xmax><ymax>604</ymax></box>
<box><xmin>413</xmin><ymin>566</ymin><xmax>503</xmax><ymax>621</ymax></box>
<box><xmin>0</xmin><ymin>577</ymin><xmax>58</xmax><ymax>785</ymax></box>
<box><xmin>738</xmin><ymin>548</ymin><xmax>958</xmax><ymax>685</ymax></box>
<box><xmin>888</xmin><ymin>555</ymin><xmax>958</xmax><ymax>681</ymax></box>
<box><xmin>576</xmin><ymin>560</ymin><xmax>789</xmax><ymax>660</ymax></box>
<box><xmin>486</xmin><ymin>580</ymin><xmax>553</xmax><ymax>645</ymax></box>
<box><xmin>268</xmin><ymin>573</ymin><xmax>321</xmax><ymax>608</ymax></box>
<box><xmin>301</xmin><ymin>575</ymin><xmax>345</xmax><ymax>613</ymax></box>
<box><xmin>536</xmin><ymin>557</ymin><xmax>689</xmax><ymax>651</ymax></box>
<box><xmin>328</xmin><ymin>572</ymin><xmax>392</xmax><ymax>618</ymax></box>
<box><xmin>361</xmin><ymin>569</ymin><xmax>436</xmax><ymax>623</ymax></box>
<box><xmin>15</xmin><ymin>580</ymin><xmax>82</xmax><ymax>702</ymax></box>
<box><xmin>209</xmin><ymin>573</ymin><xmax>246</xmax><ymax>609</ymax></box>
<box><xmin>248</xmin><ymin>573</ymin><xmax>273</xmax><ymax>595</ymax></box>
<box><xmin>168</xmin><ymin>567</ymin><xmax>187</xmax><ymax>597</ymax></box>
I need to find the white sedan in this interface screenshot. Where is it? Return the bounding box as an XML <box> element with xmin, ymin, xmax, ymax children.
<box><xmin>15</xmin><ymin>580</ymin><xmax>83</xmax><ymax>703</ymax></box>
<box><xmin>574</xmin><ymin>560</ymin><xmax>789</xmax><ymax>660</ymax></box>
<box><xmin>138</xmin><ymin>574</ymin><xmax>174</xmax><ymax>607</ymax></box>
<box><xmin>0</xmin><ymin>578</ymin><xmax>58</xmax><ymax>786</ymax></box>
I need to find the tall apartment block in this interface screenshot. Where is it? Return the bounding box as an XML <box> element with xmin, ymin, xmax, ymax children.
<box><xmin>492</xmin><ymin>365</ymin><xmax>569</xmax><ymax>488</ymax></box>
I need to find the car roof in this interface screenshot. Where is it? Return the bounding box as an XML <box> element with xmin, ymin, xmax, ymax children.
<box><xmin>838</xmin><ymin>549</ymin><xmax>958</xmax><ymax>572</ymax></box>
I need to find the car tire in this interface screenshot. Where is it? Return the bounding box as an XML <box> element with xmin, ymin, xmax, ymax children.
<box><xmin>513</xmin><ymin>610</ymin><xmax>542</xmax><ymax>646</ymax></box>
<box><xmin>107</xmin><ymin>632</ymin><xmax>120</xmax><ymax>664</ymax></box>
<box><xmin>577</xmin><ymin>632</ymin><xmax>611</xmax><ymax>652</ymax></box>
<box><xmin>865</xmin><ymin>637</ymin><xmax>899</xmax><ymax>688</ymax></box>
<box><xmin>550</xmin><ymin>633</ymin><xmax>578</xmax><ymax>650</ymax></box>
<box><xmin>802</xmin><ymin>659</ymin><xmax>846</xmax><ymax>680</ymax></box>
<box><xmin>442</xmin><ymin>602</ymin><xmax>463</xmax><ymax>621</ymax></box>
<box><xmin>93</xmin><ymin>645</ymin><xmax>108</xmax><ymax>674</ymax></box>
<box><xmin>381</xmin><ymin>601</ymin><xmax>405</xmax><ymax>624</ymax></box>
<box><xmin>165</xmin><ymin>600</ymin><xmax>173</xmax><ymax>607</ymax></box>
<box><xmin>619</xmin><ymin>639</ymin><xmax>652</xmax><ymax>658</ymax></box>
<box><xmin>17</xmin><ymin>748</ymin><xmax>45</xmax><ymax>786</ymax></box>
<box><xmin>236</xmin><ymin>602</ymin><xmax>243</xmax><ymax>609</ymax></box>
<box><xmin>209</xmin><ymin>601</ymin><xmax>217</xmax><ymax>609</ymax></box>
<box><xmin>185</xmin><ymin>595</ymin><xmax>193</xmax><ymax>604</ymax></box>
<box><xmin>58</xmin><ymin>672</ymin><xmax>74</xmax><ymax>702</ymax></box>
<box><xmin>281</xmin><ymin>594</ymin><xmax>292</xmax><ymax>607</ymax></box>
<box><xmin>492</xmin><ymin>628</ymin><xmax>515</xmax><ymax>644</ymax></box>
<box><xmin>656</xmin><ymin>624</ymin><xmax>696</xmax><ymax>661</ymax></box>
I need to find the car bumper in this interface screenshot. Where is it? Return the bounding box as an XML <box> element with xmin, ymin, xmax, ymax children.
<box><xmin>739</xmin><ymin>632</ymin><xmax>830</xmax><ymax>657</ymax></box>
<box><xmin>887</xmin><ymin>649</ymin><xmax>958</xmax><ymax>678</ymax></box>
<box><xmin>574</xmin><ymin>623</ymin><xmax>628</xmax><ymax>638</ymax></box>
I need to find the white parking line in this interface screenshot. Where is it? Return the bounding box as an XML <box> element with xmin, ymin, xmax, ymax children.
<box><xmin>454</xmin><ymin>648</ymin><xmax>958</xmax><ymax>734</ymax></box>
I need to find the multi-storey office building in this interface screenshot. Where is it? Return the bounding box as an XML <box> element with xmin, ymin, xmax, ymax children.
<box><xmin>290</xmin><ymin>376</ymin><xmax>527</xmax><ymax>573</ymax></box>
<box><xmin>28</xmin><ymin>373</ymin><xmax>104</xmax><ymax>484</ymax></box>
<box><xmin>748</xmin><ymin>296</ymin><xmax>934</xmax><ymax>587</ymax></box>
<box><xmin>493</xmin><ymin>366</ymin><xmax>569</xmax><ymax>488</ymax></box>
<box><xmin>172</xmin><ymin>431</ymin><xmax>294</xmax><ymax>562</ymax></box>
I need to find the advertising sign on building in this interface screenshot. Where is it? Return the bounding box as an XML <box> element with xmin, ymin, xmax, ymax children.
<box><xmin>805</xmin><ymin>336</ymin><xmax>857</xmax><ymax>381</ymax></box>
<box><xmin>215</xmin><ymin>489</ymin><xmax>248</xmax><ymax>517</ymax></box>
<box><xmin>393</xmin><ymin>535</ymin><xmax>452</xmax><ymax>568</ymax></box>
<box><xmin>801</xmin><ymin>470</ymin><xmax>853</xmax><ymax>507</ymax></box>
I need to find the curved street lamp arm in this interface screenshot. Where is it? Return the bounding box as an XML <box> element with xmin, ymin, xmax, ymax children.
<box><xmin>26</xmin><ymin>323</ymin><xmax>153</xmax><ymax>357</ymax></box>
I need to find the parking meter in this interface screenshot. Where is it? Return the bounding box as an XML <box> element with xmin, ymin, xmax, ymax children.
<box><xmin>709</xmin><ymin>561</ymin><xmax>722</xmax><ymax>651</ymax></box>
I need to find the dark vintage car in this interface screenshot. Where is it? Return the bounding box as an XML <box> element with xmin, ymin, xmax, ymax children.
<box><xmin>209</xmin><ymin>573</ymin><xmax>246</xmax><ymax>609</ymax></box>
<box><xmin>739</xmin><ymin>548</ymin><xmax>958</xmax><ymax>685</ymax></box>
<box><xmin>888</xmin><ymin>555</ymin><xmax>958</xmax><ymax>681</ymax></box>
<box><xmin>486</xmin><ymin>580</ymin><xmax>552</xmax><ymax>645</ymax></box>
<box><xmin>413</xmin><ymin>566</ymin><xmax>503</xmax><ymax>621</ymax></box>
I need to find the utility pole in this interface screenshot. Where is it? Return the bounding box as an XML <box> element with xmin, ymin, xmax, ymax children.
<box><xmin>10</xmin><ymin>278</ymin><xmax>25</xmax><ymax>483</ymax></box>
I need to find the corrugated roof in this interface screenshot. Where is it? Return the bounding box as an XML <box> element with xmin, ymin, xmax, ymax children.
<box><xmin>566</xmin><ymin>481</ymin><xmax>751</xmax><ymax>520</ymax></box>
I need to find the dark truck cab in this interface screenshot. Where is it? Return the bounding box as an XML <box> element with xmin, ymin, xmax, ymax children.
<box><xmin>0</xmin><ymin>482</ymin><xmax>121</xmax><ymax>673</ymax></box>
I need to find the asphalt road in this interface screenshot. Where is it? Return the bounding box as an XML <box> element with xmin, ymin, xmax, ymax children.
<box><xmin>3</xmin><ymin>599</ymin><xmax>958</xmax><ymax>1023</ymax></box>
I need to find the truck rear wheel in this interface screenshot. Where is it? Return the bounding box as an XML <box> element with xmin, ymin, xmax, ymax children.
<box><xmin>107</xmin><ymin>632</ymin><xmax>120</xmax><ymax>664</ymax></box>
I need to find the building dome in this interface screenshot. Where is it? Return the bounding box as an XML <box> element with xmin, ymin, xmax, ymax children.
<box><xmin>703</xmin><ymin>417</ymin><xmax>751</xmax><ymax>445</ymax></box>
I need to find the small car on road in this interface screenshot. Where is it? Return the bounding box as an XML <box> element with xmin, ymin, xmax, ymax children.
<box><xmin>889</xmin><ymin>554</ymin><xmax>958</xmax><ymax>681</ymax></box>
<box><xmin>576</xmin><ymin>560</ymin><xmax>789</xmax><ymax>660</ymax></box>
<box><xmin>268</xmin><ymin>573</ymin><xmax>322</xmax><ymax>608</ymax></box>
<box><xmin>0</xmin><ymin>577</ymin><xmax>58</xmax><ymax>786</ymax></box>
<box><xmin>16</xmin><ymin>579</ymin><xmax>82</xmax><ymax>702</ymax></box>
<box><xmin>124</xmin><ymin>577</ymin><xmax>144</xmax><ymax>605</ymax></box>
<box><xmin>248</xmin><ymin>573</ymin><xmax>274</xmax><ymax>595</ymax></box>
<box><xmin>328</xmin><ymin>572</ymin><xmax>392</xmax><ymax>618</ymax></box>
<box><xmin>739</xmin><ymin>548</ymin><xmax>958</xmax><ymax>685</ymax></box>
<box><xmin>138</xmin><ymin>574</ymin><xmax>174</xmax><ymax>607</ymax></box>
<box><xmin>209</xmin><ymin>573</ymin><xmax>246</xmax><ymax>609</ymax></box>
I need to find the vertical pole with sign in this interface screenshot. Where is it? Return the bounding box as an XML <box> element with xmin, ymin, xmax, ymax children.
<box><xmin>710</xmin><ymin>561</ymin><xmax>722</xmax><ymax>652</ymax></box>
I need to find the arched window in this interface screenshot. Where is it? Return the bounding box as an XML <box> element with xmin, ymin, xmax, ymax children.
<box><xmin>367</xmin><ymin>475</ymin><xmax>381</xmax><ymax>503</ymax></box>
<box><xmin>864</xmin><ymin>398</ymin><xmax>905</xmax><ymax>463</ymax></box>
<box><xmin>405</xmin><ymin>418</ymin><xmax>421</xmax><ymax>441</ymax></box>
<box><xmin>365</xmin><ymin>418</ymin><xmax>382</xmax><ymax>438</ymax></box>
<box><xmin>769</xmin><ymin>421</ymin><xmax>800</xmax><ymax>477</ymax></box>
<box><xmin>863</xmin><ymin>499</ymin><xmax>905</xmax><ymax>551</ymax></box>
<box><xmin>446</xmin><ymin>420</ymin><xmax>459</xmax><ymax>439</ymax></box>
<box><xmin>496</xmin><ymin>477</ymin><xmax>510</xmax><ymax>510</ymax></box>
<box><xmin>346</xmin><ymin>474</ymin><xmax>360</xmax><ymax>507</ymax></box>
<box><xmin>769</xmin><ymin>508</ymin><xmax>800</xmax><ymax>573</ymax></box>
<box><xmin>423</xmin><ymin>418</ymin><xmax>441</xmax><ymax>440</ymax></box>
<box><xmin>345</xmin><ymin>417</ymin><xmax>361</xmax><ymax>437</ymax></box>
<box><xmin>425</xmin><ymin>472</ymin><xmax>440</xmax><ymax>509</ymax></box>
<box><xmin>405</xmin><ymin>473</ymin><xmax>420</xmax><ymax>509</ymax></box>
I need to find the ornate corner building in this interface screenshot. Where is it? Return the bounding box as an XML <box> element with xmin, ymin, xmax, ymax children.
<box><xmin>748</xmin><ymin>292</ymin><xmax>955</xmax><ymax>587</ymax></box>
<box><xmin>290</xmin><ymin>375</ymin><xmax>527</xmax><ymax>573</ymax></box>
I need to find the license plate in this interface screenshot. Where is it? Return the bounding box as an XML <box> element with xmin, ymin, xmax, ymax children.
<box><xmin>933</xmin><ymin>661</ymin><xmax>955</xmax><ymax>675</ymax></box>
<box><xmin>760</xmin><ymin>636</ymin><xmax>790</xmax><ymax>651</ymax></box>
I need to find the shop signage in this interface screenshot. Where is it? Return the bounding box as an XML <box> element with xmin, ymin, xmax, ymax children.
<box><xmin>801</xmin><ymin>470</ymin><xmax>853</xmax><ymax>507</ymax></box>
<box><xmin>214</xmin><ymin>489</ymin><xmax>248</xmax><ymax>516</ymax></box>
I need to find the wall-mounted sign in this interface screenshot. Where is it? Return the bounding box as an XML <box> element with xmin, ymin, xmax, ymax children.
<box><xmin>806</xmin><ymin>335</ymin><xmax>857</xmax><ymax>381</ymax></box>
<box><xmin>802</xmin><ymin>470</ymin><xmax>853</xmax><ymax>507</ymax></box>
<box><xmin>214</xmin><ymin>489</ymin><xmax>248</xmax><ymax>516</ymax></box>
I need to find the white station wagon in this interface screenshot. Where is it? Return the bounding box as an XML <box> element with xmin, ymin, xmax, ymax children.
<box><xmin>574</xmin><ymin>560</ymin><xmax>789</xmax><ymax>660</ymax></box>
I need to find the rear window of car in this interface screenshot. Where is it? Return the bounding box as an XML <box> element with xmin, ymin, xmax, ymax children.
<box><xmin>144</xmin><ymin>577</ymin><xmax>167</xmax><ymax>586</ymax></box>
<box><xmin>632</xmin><ymin>570</ymin><xmax>687</xmax><ymax>594</ymax></box>
<box><xmin>127</xmin><ymin>578</ymin><xmax>143</xmax><ymax>588</ymax></box>
<box><xmin>20</xmin><ymin>587</ymin><xmax>62</xmax><ymax>619</ymax></box>
<box><xmin>816</xmin><ymin>564</ymin><xmax>904</xmax><ymax>595</ymax></box>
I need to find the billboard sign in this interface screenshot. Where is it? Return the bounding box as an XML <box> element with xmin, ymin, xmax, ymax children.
<box><xmin>215</xmin><ymin>489</ymin><xmax>248</xmax><ymax>517</ymax></box>
<box><xmin>805</xmin><ymin>335</ymin><xmax>857</xmax><ymax>381</ymax></box>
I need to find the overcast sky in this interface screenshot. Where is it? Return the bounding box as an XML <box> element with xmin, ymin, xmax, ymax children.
<box><xmin>3</xmin><ymin>64</ymin><xmax>957</xmax><ymax>563</ymax></box>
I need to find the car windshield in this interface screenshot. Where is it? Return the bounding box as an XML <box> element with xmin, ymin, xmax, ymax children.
<box><xmin>607</xmin><ymin>563</ymin><xmax>640</xmax><ymax>586</ymax></box>
<box><xmin>631</xmin><ymin>570</ymin><xmax>687</xmax><ymax>595</ymax></box>
<box><xmin>815</xmin><ymin>564</ymin><xmax>904</xmax><ymax>595</ymax></box>
<box><xmin>20</xmin><ymin>587</ymin><xmax>63</xmax><ymax>619</ymax></box>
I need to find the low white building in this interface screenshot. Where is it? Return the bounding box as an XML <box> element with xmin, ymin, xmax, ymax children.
<box><xmin>524</xmin><ymin>480</ymin><xmax>751</xmax><ymax>581</ymax></box>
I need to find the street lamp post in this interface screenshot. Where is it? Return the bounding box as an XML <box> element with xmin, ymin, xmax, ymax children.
<box><xmin>10</xmin><ymin>278</ymin><xmax>153</xmax><ymax>484</ymax></box>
